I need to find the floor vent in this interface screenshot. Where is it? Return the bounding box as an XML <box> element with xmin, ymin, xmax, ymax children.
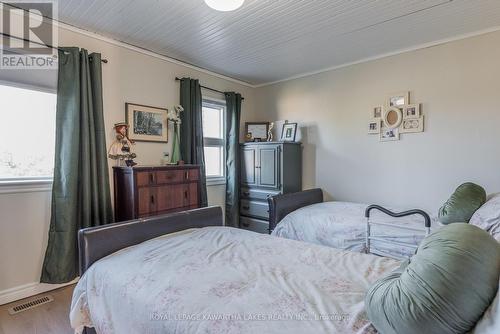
<box><xmin>7</xmin><ymin>295</ymin><xmax>54</xmax><ymax>315</ymax></box>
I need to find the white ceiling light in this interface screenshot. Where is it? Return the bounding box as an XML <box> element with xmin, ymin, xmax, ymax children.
<box><xmin>204</xmin><ymin>0</ymin><xmax>245</xmax><ymax>12</ymax></box>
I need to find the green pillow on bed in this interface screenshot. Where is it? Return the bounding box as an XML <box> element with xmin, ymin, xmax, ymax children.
<box><xmin>365</xmin><ymin>223</ymin><xmax>500</xmax><ymax>334</ymax></box>
<box><xmin>438</xmin><ymin>182</ymin><xmax>486</xmax><ymax>224</ymax></box>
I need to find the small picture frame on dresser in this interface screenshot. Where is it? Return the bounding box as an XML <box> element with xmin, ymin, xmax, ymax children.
<box><xmin>245</xmin><ymin>122</ymin><xmax>269</xmax><ymax>142</ymax></box>
<box><xmin>281</xmin><ymin>123</ymin><xmax>298</xmax><ymax>142</ymax></box>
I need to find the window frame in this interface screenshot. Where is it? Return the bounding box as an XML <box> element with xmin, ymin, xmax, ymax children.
<box><xmin>202</xmin><ymin>97</ymin><xmax>226</xmax><ymax>186</ymax></box>
<box><xmin>0</xmin><ymin>81</ymin><xmax>56</xmax><ymax>189</ymax></box>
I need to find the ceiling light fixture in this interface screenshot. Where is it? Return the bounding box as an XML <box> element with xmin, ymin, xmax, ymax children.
<box><xmin>204</xmin><ymin>0</ymin><xmax>245</xmax><ymax>12</ymax></box>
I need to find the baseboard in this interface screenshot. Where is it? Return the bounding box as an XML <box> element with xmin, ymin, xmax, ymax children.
<box><xmin>0</xmin><ymin>279</ymin><xmax>78</xmax><ymax>306</ymax></box>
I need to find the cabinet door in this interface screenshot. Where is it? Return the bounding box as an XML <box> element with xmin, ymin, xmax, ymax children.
<box><xmin>258</xmin><ymin>145</ymin><xmax>280</xmax><ymax>189</ymax></box>
<box><xmin>241</xmin><ymin>147</ymin><xmax>257</xmax><ymax>186</ymax></box>
<box><xmin>137</xmin><ymin>187</ymin><xmax>157</xmax><ymax>216</ymax></box>
<box><xmin>157</xmin><ymin>184</ymin><xmax>185</xmax><ymax>212</ymax></box>
<box><xmin>185</xmin><ymin>183</ymin><xmax>199</xmax><ymax>207</ymax></box>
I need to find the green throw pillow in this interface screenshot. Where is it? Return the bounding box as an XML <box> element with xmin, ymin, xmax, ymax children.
<box><xmin>438</xmin><ymin>182</ymin><xmax>486</xmax><ymax>224</ymax></box>
<box><xmin>365</xmin><ymin>223</ymin><xmax>500</xmax><ymax>334</ymax></box>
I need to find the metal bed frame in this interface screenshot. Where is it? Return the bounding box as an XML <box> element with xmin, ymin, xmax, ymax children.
<box><xmin>365</xmin><ymin>205</ymin><xmax>431</xmax><ymax>260</ymax></box>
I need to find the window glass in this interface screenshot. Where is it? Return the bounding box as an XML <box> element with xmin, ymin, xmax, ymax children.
<box><xmin>204</xmin><ymin>146</ymin><xmax>223</xmax><ymax>177</ymax></box>
<box><xmin>0</xmin><ymin>84</ymin><xmax>56</xmax><ymax>180</ymax></box>
<box><xmin>202</xmin><ymin>99</ymin><xmax>225</xmax><ymax>179</ymax></box>
<box><xmin>202</xmin><ymin>105</ymin><xmax>223</xmax><ymax>139</ymax></box>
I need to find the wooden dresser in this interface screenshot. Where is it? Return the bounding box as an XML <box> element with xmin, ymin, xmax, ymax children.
<box><xmin>113</xmin><ymin>165</ymin><xmax>202</xmax><ymax>221</ymax></box>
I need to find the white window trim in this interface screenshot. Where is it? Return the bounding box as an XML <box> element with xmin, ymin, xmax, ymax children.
<box><xmin>203</xmin><ymin>98</ymin><xmax>226</xmax><ymax>186</ymax></box>
<box><xmin>0</xmin><ymin>178</ymin><xmax>52</xmax><ymax>194</ymax></box>
<box><xmin>0</xmin><ymin>81</ymin><xmax>56</xmax><ymax>190</ymax></box>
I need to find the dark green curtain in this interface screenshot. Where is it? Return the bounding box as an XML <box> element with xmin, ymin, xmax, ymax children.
<box><xmin>224</xmin><ymin>92</ymin><xmax>242</xmax><ymax>227</ymax></box>
<box><xmin>179</xmin><ymin>78</ymin><xmax>208</xmax><ymax>207</ymax></box>
<box><xmin>41</xmin><ymin>48</ymin><xmax>113</xmax><ymax>283</ymax></box>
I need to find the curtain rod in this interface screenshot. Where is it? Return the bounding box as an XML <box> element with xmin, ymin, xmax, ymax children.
<box><xmin>0</xmin><ymin>32</ymin><xmax>108</xmax><ymax>63</ymax></box>
<box><xmin>175</xmin><ymin>77</ymin><xmax>244</xmax><ymax>100</ymax></box>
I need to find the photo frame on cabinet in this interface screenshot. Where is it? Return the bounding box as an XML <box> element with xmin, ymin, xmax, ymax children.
<box><xmin>281</xmin><ymin>123</ymin><xmax>298</xmax><ymax>142</ymax></box>
<box><xmin>245</xmin><ymin>122</ymin><xmax>269</xmax><ymax>142</ymax></box>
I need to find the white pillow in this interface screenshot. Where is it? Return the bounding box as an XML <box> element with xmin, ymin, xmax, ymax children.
<box><xmin>470</xmin><ymin>194</ymin><xmax>500</xmax><ymax>241</ymax></box>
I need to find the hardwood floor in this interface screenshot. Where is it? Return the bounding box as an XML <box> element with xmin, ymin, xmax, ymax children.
<box><xmin>0</xmin><ymin>285</ymin><xmax>74</xmax><ymax>334</ymax></box>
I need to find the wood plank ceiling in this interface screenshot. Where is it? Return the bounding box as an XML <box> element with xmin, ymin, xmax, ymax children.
<box><xmin>55</xmin><ymin>0</ymin><xmax>500</xmax><ymax>85</ymax></box>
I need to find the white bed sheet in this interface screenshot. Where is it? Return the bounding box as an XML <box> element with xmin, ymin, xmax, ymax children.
<box><xmin>272</xmin><ymin>201</ymin><xmax>440</xmax><ymax>258</ymax></box>
<box><xmin>70</xmin><ymin>226</ymin><xmax>401</xmax><ymax>334</ymax></box>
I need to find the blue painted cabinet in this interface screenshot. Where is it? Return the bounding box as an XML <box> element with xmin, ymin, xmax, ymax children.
<box><xmin>239</xmin><ymin>142</ymin><xmax>302</xmax><ymax>233</ymax></box>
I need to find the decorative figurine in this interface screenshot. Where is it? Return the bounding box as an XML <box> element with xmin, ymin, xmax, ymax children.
<box><xmin>108</xmin><ymin>122</ymin><xmax>137</xmax><ymax>167</ymax></box>
<box><xmin>168</xmin><ymin>105</ymin><xmax>184</xmax><ymax>164</ymax></box>
<box><xmin>267</xmin><ymin>122</ymin><xmax>274</xmax><ymax>141</ymax></box>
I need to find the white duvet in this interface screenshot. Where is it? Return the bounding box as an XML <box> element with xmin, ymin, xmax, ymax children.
<box><xmin>272</xmin><ymin>202</ymin><xmax>440</xmax><ymax>258</ymax></box>
<box><xmin>70</xmin><ymin>226</ymin><xmax>401</xmax><ymax>334</ymax></box>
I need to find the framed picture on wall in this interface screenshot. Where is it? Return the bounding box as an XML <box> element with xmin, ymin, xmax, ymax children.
<box><xmin>368</xmin><ymin>119</ymin><xmax>380</xmax><ymax>134</ymax></box>
<box><xmin>380</xmin><ymin>126</ymin><xmax>400</xmax><ymax>142</ymax></box>
<box><xmin>400</xmin><ymin>116</ymin><xmax>424</xmax><ymax>133</ymax></box>
<box><xmin>387</xmin><ymin>91</ymin><xmax>410</xmax><ymax>107</ymax></box>
<box><xmin>403</xmin><ymin>104</ymin><xmax>421</xmax><ymax>119</ymax></box>
<box><xmin>372</xmin><ymin>106</ymin><xmax>383</xmax><ymax>118</ymax></box>
<box><xmin>281</xmin><ymin>122</ymin><xmax>298</xmax><ymax>142</ymax></box>
<box><xmin>126</xmin><ymin>103</ymin><xmax>169</xmax><ymax>143</ymax></box>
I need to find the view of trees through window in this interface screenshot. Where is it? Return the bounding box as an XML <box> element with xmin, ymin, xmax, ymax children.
<box><xmin>0</xmin><ymin>84</ymin><xmax>57</xmax><ymax>180</ymax></box>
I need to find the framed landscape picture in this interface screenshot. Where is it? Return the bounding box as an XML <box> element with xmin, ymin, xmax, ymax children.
<box><xmin>125</xmin><ymin>103</ymin><xmax>168</xmax><ymax>143</ymax></box>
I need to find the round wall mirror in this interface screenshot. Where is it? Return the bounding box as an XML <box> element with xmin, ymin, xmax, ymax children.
<box><xmin>383</xmin><ymin>106</ymin><xmax>403</xmax><ymax>128</ymax></box>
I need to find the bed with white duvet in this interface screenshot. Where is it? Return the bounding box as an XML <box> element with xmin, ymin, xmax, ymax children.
<box><xmin>71</xmin><ymin>226</ymin><xmax>401</xmax><ymax>334</ymax></box>
<box><xmin>271</xmin><ymin>201</ymin><xmax>440</xmax><ymax>258</ymax></box>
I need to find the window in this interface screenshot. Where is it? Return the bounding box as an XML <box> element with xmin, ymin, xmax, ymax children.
<box><xmin>202</xmin><ymin>99</ymin><xmax>225</xmax><ymax>183</ymax></box>
<box><xmin>0</xmin><ymin>83</ymin><xmax>57</xmax><ymax>182</ymax></box>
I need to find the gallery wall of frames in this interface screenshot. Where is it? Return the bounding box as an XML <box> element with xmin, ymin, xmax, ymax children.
<box><xmin>368</xmin><ymin>91</ymin><xmax>424</xmax><ymax>142</ymax></box>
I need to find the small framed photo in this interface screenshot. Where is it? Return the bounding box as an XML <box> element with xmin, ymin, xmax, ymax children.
<box><xmin>126</xmin><ymin>103</ymin><xmax>168</xmax><ymax>143</ymax></box>
<box><xmin>372</xmin><ymin>106</ymin><xmax>383</xmax><ymax>119</ymax></box>
<box><xmin>387</xmin><ymin>91</ymin><xmax>410</xmax><ymax>107</ymax></box>
<box><xmin>245</xmin><ymin>122</ymin><xmax>269</xmax><ymax>142</ymax></box>
<box><xmin>400</xmin><ymin>116</ymin><xmax>424</xmax><ymax>133</ymax></box>
<box><xmin>403</xmin><ymin>104</ymin><xmax>420</xmax><ymax>119</ymax></box>
<box><xmin>380</xmin><ymin>126</ymin><xmax>400</xmax><ymax>142</ymax></box>
<box><xmin>281</xmin><ymin>123</ymin><xmax>298</xmax><ymax>142</ymax></box>
<box><xmin>368</xmin><ymin>119</ymin><xmax>380</xmax><ymax>134</ymax></box>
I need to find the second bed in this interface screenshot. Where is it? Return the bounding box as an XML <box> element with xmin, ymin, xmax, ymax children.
<box><xmin>269</xmin><ymin>189</ymin><xmax>439</xmax><ymax>259</ymax></box>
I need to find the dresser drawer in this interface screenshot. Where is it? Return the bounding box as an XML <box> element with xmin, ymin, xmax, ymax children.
<box><xmin>156</xmin><ymin>170</ymin><xmax>184</xmax><ymax>184</ymax></box>
<box><xmin>240</xmin><ymin>199</ymin><xmax>269</xmax><ymax>220</ymax></box>
<box><xmin>240</xmin><ymin>188</ymin><xmax>280</xmax><ymax>201</ymax></box>
<box><xmin>136</xmin><ymin>171</ymin><xmax>156</xmax><ymax>186</ymax></box>
<box><xmin>240</xmin><ymin>216</ymin><xmax>269</xmax><ymax>234</ymax></box>
<box><xmin>185</xmin><ymin>169</ymin><xmax>199</xmax><ymax>181</ymax></box>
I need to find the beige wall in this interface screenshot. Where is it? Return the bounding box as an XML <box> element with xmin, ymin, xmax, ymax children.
<box><xmin>0</xmin><ymin>23</ymin><xmax>254</xmax><ymax>303</ymax></box>
<box><xmin>255</xmin><ymin>31</ymin><xmax>500</xmax><ymax>214</ymax></box>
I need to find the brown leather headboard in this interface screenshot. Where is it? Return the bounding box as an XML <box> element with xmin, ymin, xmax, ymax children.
<box><xmin>78</xmin><ymin>206</ymin><xmax>223</xmax><ymax>275</ymax></box>
<box><xmin>268</xmin><ymin>188</ymin><xmax>324</xmax><ymax>232</ymax></box>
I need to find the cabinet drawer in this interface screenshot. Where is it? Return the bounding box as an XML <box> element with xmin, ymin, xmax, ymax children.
<box><xmin>185</xmin><ymin>169</ymin><xmax>199</xmax><ymax>181</ymax></box>
<box><xmin>240</xmin><ymin>199</ymin><xmax>269</xmax><ymax>220</ymax></box>
<box><xmin>241</xmin><ymin>188</ymin><xmax>280</xmax><ymax>201</ymax></box>
<box><xmin>240</xmin><ymin>217</ymin><xmax>269</xmax><ymax>234</ymax></box>
<box><xmin>156</xmin><ymin>170</ymin><xmax>184</xmax><ymax>184</ymax></box>
<box><xmin>136</xmin><ymin>171</ymin><xmax>156</xmax><ymax>186</ymax></box>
